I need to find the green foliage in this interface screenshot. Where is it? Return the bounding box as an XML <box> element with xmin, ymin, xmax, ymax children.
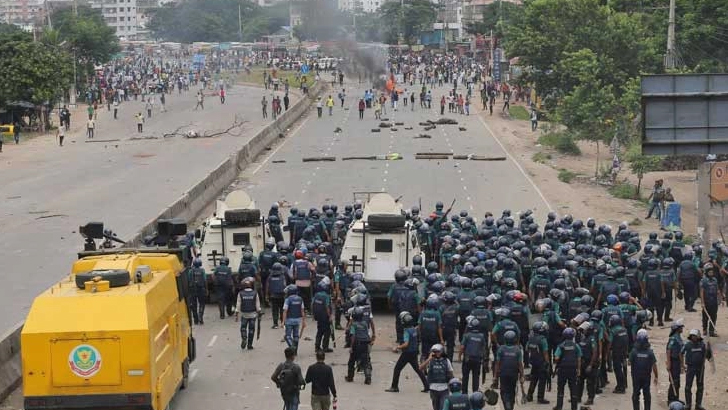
<box><xmin>609</xmin><ymin>181</ymin><xmax>643</xmax><ymax>200</ymax></box>
<box><xmin>148</xmin><ymin>0</ymin><xmax>284</xmax><ymax>43</ymax></box>
<box><xmin>378</xmin><ymin>0</ymin><xmax>437</xmax><ymax>45</ymax></box>
<box><xmin>0</xmin><ymin>38</ymin><xmax>72</xmax><ymax>107</ymax></box>
<box><xmin>532</xmin><ymin>152</ymin><xmax>552</xmax><ymax>164</ymax></box>
<box><xmin>557</xmin><ymin>168</ymin><xmax>578</xmax><ymax>183</ymax></box>
<box><xmin>509</xmin><ymin>105</ymin><xmax>530</xmax><ymax>121</ymax></box>
<box><xmin>466</xmin><ymin>1</ymin><xmax>522</xmax><ymax>37</ymax></box>
<box><xmin>52</xmin><ymin>6</ymin><xmax>119</xmax><ymax>65</ymax></box>
<box><xmin>538</xmin><ymin>131</ymin><xmax>581</xmax><ymax>155</ymax></box>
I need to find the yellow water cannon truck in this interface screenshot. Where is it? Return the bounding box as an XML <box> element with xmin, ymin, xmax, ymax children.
<box><xmin>22</xmin><ymin>220</ymin><xmax>197</xmax><ymax>410</ymax></box>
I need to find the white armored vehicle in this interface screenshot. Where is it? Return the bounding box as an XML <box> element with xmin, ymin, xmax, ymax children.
<box><xmin>340</xmin><ymin>193</ymin><xmax>423</xmax><ymax>298</ymax></box>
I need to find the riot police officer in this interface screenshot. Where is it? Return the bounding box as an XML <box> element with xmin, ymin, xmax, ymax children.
<box><xmin>385</xmin><ymin>312</ymin><xmax>429</xmax><ymax>393</ymax></box>
<box><xmin>576</xmin><ymin>322</ymin><xmax>598</xmax><ymax>406</ymax></box>
<box><xmin>666</xmin><ymin>321</ymin><xmax>684</xmax><ymax>405</ymax></box>
<box><xmin>682</xmin><ymin>329</ymin><xmax>712</xmax><ymax>410</ymax></box>
<box><xmin>441</xmin><ymin>378</ymin><xmax>471</xmax><ymax>410</ymax></box>
<box><xmin>282</xmin><ymin>285</ymin><xmax>306</xmax><ymax>354</ymax></box>
<box><xmin>553</xmin><ymin>327</ymin><xmax>581</xmax><ymax>410</ymax></box>
<box><xmin>188</xmin><ymin>258</ymin><xmax>207</xmax><ymax>325</ymax></box>
<box><xmin>388</xmin><ymin>269</ymin><xmax>410</xmax><ymax>344</ymax></box>
<box><xmin>419</xmin><ymin>295</ymin><xmax>445</xmax><ymax>362</ymax></box>
<box><xmin>699</xmin><ymin>264</ymin><xmax>722</xmax><ymax>337</ymax></box>
<box><xmin>235</xmin><ymin>278</ymin><xmax>261</xmax><ymax>350</ymax></box>
<box><xmin>677</xmin><ymin>251</ymin><xmax>699</xmax><ymax>312</ymax></box>
<box><xmin>606</xmin><ymin>314</ymin><xmax>630</xmax><ymax>394</ymax></box>
<box><xmin>213</xmin><ymin>256</ymin><xmax>234</xmax><ymax>319</ymax></box>
<box><xmin>346</xmin><ymin>307</ymin><xmax>374</xmax><ymax>385</ymax></box>
<box><xmin>267</xmin><ymin>262</ymin><xmax>287</xmax><ymax>328</ymax></box>
<box><xmin>629</xmin><ymin>331</ymin><xmax>658</xmax><ymax>410</ymax></box>
<box><xmin>459</xmin><ymin>318</ymin><xmax>487</xmax><ymax>394</ymax></box>
<box><xmin>258</xmin><ymin>239</ymin><xmax>279</xmax><ymax>306</ymax></box>
<box><xmin>312</xmin><ymin>278</ymin><xmax>333</xmax><ymax>352</ymax></box>
<box><xmin>420</xmin><ymin>344</ymin><xmax>454</xmax><ymax>410</ymax></box>
<box><xmin>494</xmin><ymin>330</ymin><xmax>523</xmax><ymax>410</ymax></box>
<box><xmin>526</xmin><ymin>321</ymin><xmax>550</xmax><ymax>404</ymax></box>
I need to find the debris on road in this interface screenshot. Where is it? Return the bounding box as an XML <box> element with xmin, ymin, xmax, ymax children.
<box><xmin>371</xmin><ymin>128</ymin><xmax>381</xmax><ymax>133</ymax></box>
<box><xmin>129</xmin><ymin>136</ymin><xmax>159</xmax><ymax>140</ymax></box>
<box><xmin>452</xmin><ymin>154</ymin><xmax>507</xmax><ymax>161</ymax></box>
<box><xmin>380</xmin><ymin>117</ymin><xmax>389</xmax><ymax>121</ymax></box>
<box><xmin>379</xmin><ymin>122</ymin><xmax>392</xmax><ymax>128</ymax></box>
<box><xmin>404</xmin><ymin>126</ymin><xmax>413</xmax><ymax>130</ymax></box>
<box><xmin>414</xmin><ymin>134</ymin><xmax>432</xmax><ymax>139</ymax></box>
<box><xmin>272</xmin><ymin>160</ymin><xmax>287</xmax><ymax>164</ymax></box>
<box><xmin>459</xmin><ymin>127</ymin><xmax>467</xmax><ymax>131</ymax></box>
<box><xmin>86</xmin><ymin>139</ymin><xmax>120</xmax><ymax>143</ymax></box>
<box><xmin>302</xmin><ymin>157</ymin><xmax>336</xmax><ymax>162</ymax></box>
<box><xmin>419</xmin><ymin>122</ymin><xmax>430</xmax><ymax>126</ymax></box>
<box><xmin>394</xmin><ymin>122</ymin><xmax>404</xmax><ymax>126</ymax></box>
<box><xmin>334</xmin><ymin>127</ymin><xmax>342</xmax><ymax>133</ymax></box>
<box><xmin>342</xmin><ymin>153</ymin><xmax>403</xmax><ymax>161</ymax></box>
<box><xmin>390</xmin><ymin>128</ymin><xmax>398</xmax><ymax>131</ymax></box>
<box><xmin>436</xmin><ymin>118</ymin><xmax>459</xmax><ymax>125</ymax></box>
<box><xmin>416</xmin><ymin>154</ymin><xmax>450</xmax><ymax>159</ymax></box>
<box><xmin>424</xmin><ymin>125</ymin><xmax>436</xmax><ymax>131</ymax></box>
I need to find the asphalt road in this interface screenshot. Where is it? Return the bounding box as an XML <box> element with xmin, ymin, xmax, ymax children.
<box><xmin>0</xmin><ymin>85</ymin><xmax>296</xmax><ymax>331</ymax></box>
<box><xmin>239</xmin><ymin>83</ymin><xmax>549</xmax><ymax>229</ymax></box>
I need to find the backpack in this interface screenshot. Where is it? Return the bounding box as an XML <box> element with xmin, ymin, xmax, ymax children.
<box><xmin>276</xmin><ymin>363</ymin><xmax>300</xmax><ymax>395</ymax></box>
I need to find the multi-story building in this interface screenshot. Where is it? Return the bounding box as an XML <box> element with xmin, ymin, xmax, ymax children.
<box><xmin>338</xmin><ymin>0</ymin><xmax>380</xmax><ymax>13</ymax></box>
<box><xmin>88</xmin><ymin>0</ymin><xmax>137</xmax><ymax>38</ymax></box>
<box><xmin>0</xmin><ymin>0</ymin><xmax>46</xmax><ymax>28</ymax></box>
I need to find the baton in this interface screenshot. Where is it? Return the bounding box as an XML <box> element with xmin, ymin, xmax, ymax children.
<box><xmin>256</xmin><ymin>311</ymin><xmax>265</xmax><ymax>340</ymax></box>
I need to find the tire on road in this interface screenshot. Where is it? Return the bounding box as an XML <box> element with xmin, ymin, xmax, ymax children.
<box><xmin>367</xmin><ymin>214</ymin><xmax>406</xmax><ymax>229</ymax></box>
<box><xmin>225</xmin><ymin>209</ymin><xmax>261</xmax><ymax>225</ymax></box>
<box><xmin>75</xmin><ymin>269</ymin><xmax>131</xmax><ymax>289</ymax></box>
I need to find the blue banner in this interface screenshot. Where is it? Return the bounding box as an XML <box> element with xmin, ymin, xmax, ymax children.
<box><xmin>301</xmin><ymin>64</ymin><xmax>309</xmax><ymax>74</ymax></box>
<box><xmin>493</xmin><ymin>48</ymin><xmax>502</xmax><ymax>82</ymax></box>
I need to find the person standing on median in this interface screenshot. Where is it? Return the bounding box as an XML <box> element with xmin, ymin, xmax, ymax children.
<box><xmin>305</xmin><ymin>351</ymin><xmax>337</xmax><ymax>410</ymax></box>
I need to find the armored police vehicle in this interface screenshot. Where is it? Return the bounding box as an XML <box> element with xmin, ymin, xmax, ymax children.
<box><xmin>340</xmin><ymin>193</ymin><xmax>422</xmax><ymax>298</ymax></box>
<box><xmin>22</xmin><ymin>221</ymin><xmax>196</xmax><ymax>410</ymax></box>
<box><xmin>198</xmin><ymin>190</ymin><xmax>267</xmax><ymax>275</ymax></box>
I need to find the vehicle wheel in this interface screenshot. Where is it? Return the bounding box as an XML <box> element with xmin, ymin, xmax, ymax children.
<box><xmin>181</xmin><ymin>358</ymin><xmax>190</xmax><ymax>390</ymax></box>
<box><xmin>367</xmin><ymin>214</ymin><xmax>406</xmax><ymax>229</ymax></box>
<box><xmin>224</xmin><ymin>209</ymin><xmax>260</xmax><ymax>225</ymax></box>
<box><xmin>75</xmin><ymin>270</ymin><xmax>130</xmax><ymax>289</ymax></box>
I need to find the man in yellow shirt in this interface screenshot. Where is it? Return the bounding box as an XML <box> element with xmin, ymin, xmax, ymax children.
<box><xmin>326</xmin><ymin>96</ymin><xmax>335</xmax><ymax>116</ymax></box>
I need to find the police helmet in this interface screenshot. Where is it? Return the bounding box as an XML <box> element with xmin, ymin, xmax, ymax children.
<box><xmin>467</xmin><ymin>318</ymin><xmax>480</xmax><ymax>331</ymax></box>
<box><xmin>562</xmin><ymin>327</ymin><xmax>575</xmax><ymax>339</ymax></box>
<box><xmin>242</xmin><ymin>277</ymin><xmax>254</xmax><ymax>288</ymax></box>
<box><xmin>609</xmin><ymin>314</ymin><xmax>622</xmax><ymax>327</ymax></box>
<box><xmin>193</xmin><ymin>258</ymin><xmax>202</xmax><ymax>267</ymax></box>
<box><xmin>220</xmin><ymin>257</ymin><xmax>230</xmax><ymax>266</ymax></box>
<box><xmin>580</xmin><ymin>295</ymin><xmax>595</xmax><ymax>309</ymax></box>
<box><xmin>636</xmin><ymin>328</ymin><xmax>649</xmax><ymax>342</ymax></box>
<box><xmin>431</xmin><ymin>344</ymin><xmax>444</xmax><ymax>353</ymax></box>
<box><xmin>435</xmin><ymin>201</ymin><xmax>444</xmax><ymax>210</ymax></box>
<box><xmin>662</xmin><ymin>257</ymin><xmax>675</xmax><ymax>268</ymax></box>
<box><xmin>243</xmin><ymin>251</ymin><xmax>254</xmax><ymax>262</ymax></box>
<box><xmin>668</xmin><ymin>402</ymin><xmax>685</xmax><ymax>410</ymax></box>
<box><xmin>441</xmin><ymin>291</ymin><xmax>456</xmax><ymax>304</ymax></box>
<box><xmin>671</xmin><ymin>321</ymin><xmax>684</xmax><ymax>332</ymax></box>
<box><xmin>265</xmin><ymin>238</ymin><xmax>275</xmax><ymax>250</ymax></box>
<box><xmin>495</xmin><ymin>307</ymin><xmax>511</xmax><ymax>319</ymax></box>
<box><xmin>394</xmin><ymin>269</ymin><xmax>408</xmax><ymax>283</ymax></box>
<box><xmin>426</xmin><ymin>295</ymin><xmax>440</xmax><ymax>309</ymax></box>
<box><xmin>688</xmin><ymin>329</ymin><xmax>702</xmax><ymax>339</ymax></box>
<box><xmin>460</xmin><ymin>277</ymin><xmax>473</xmax><ymax>289</ymax></box>
<box><xmin>533</xmin><ymin>321</ymin><xmax>549</xmax><ymax>334</ymax></box>
<box><xmin>473</xmin><ymin>295</ymin><xmax>487</xmax><ymax>308</ymax></box>
<box><xmin>504</xmin><ymin>330</ymin><xmax>517</xmax><ymax>345</ymax></box>
<box><xmin>269</xmin><ymin>215</ymin><xmax>280</xmax><ymax>224</ymax></box>
<box><xmin>607</xmin><ymin>294</ymin><xmax>619</xmax><ymax>305</ymax></box>
<box><xmin>590</xmin><ymin>310</ymin><xmax>603</xmax><ymax>321</ymax></box>
<box><xmin>469</xmin><ymin>392</ymin><xmax>486</xmax><ymax>408</ymax></box>
<box><xmin>352</xmin><ymin>307</ymin><xmax>364</xmax><ymax>321</ymax></box>
<box><xmin>427</xmin><ymin>261</ymin><xmax>439</xmax><ymax>273</ymax></box>
<box><xmin>284</xmin><ymin>284</ymin><xmax>298</xmax><ymax>296</ymax></box>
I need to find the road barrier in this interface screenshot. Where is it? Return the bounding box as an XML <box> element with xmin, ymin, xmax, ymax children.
<box><xmin>0</xmin><ymin>82</ymin><xmax>324</xmax><ymax>403</ymax></box>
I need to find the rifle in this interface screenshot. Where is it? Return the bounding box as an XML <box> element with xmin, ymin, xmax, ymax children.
<box><xmin>256</xmin><ymin>311</ymin><xmax>265</xmax><ymax>340</ymax></box>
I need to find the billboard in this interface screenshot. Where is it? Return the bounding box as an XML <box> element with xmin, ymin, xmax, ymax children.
<box><xmin>641</xmin><ymin>74</ymin><xmax>728</xmax><ymax>156</ymax></box>
<box><xmin>710</xmin><ymin>161</ymin><xmax>728</xmax><ymax>202</ymax></box>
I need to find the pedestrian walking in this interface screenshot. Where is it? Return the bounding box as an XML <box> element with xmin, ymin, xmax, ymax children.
<box><xmin>338</xmin><ymin>89</ymin><xmax>346</xmax><ymax>108</ymax></box>
<box><xmin>502</xmin><ymin>92</ymin><xmax>510</xmax><ymax>113</ymax></box>
<box><xmin>700</xmin><ymin>263</ymin><xmax>722</xmax><ymax>336</ymax></box>
<box><xmin>440</xmin><ymin>96</ymin><xmax>446</xmax><ymax>115</ymax></box>
<box><xmin>316</xmin><ymin>97</ymin><xmax>323</xmax><ymax>118</ymax></box>
<box><xmin>272</xmin><ymin>347</ymin><xmax>306</xmax><ymax>410</ymax></box>
<box><xmin>345</xmin><ymin>306</ymin><xmax>374</xmax><ymax>385</ymax></box>
<box><xmin>262</xmin><ymin>96</ymin><xmax>268</xmax><ymax>119</ymax></box>
<box><xmin>531</xmin><ymin>108</ymin><xmax>538</xmax><ymax>131</ymax></box>
<box><xmin>385</xmin><ymin>312</ymin><xmax>429</xmax><ymax>393</ymax></box>
<box><xmin>459</xmin><ymin>318</ymin><xmax>487</xmax><ymax>394</ymax></box>
<box><xmin>146</xmin><ymin>100</ymin><xmax>153</xmax><ymax>119</ymax></box>
<box><xmin>358</xmin><ymin>99</ymin><xmax>365</xmax><ymax>120</ymax></box>
<box><xmin>283</xmin><ymin>285</ymin><xmax>306</xmax><ymax>354</ymax></box>
<box><xmin>13</xmin><ymin>121</ymin><xmax>20</xmax><ymax>144</ymax></box>
<box><xmin>305</xmin><ymin>351</ymin><xmax>337</xmax><ymax>410</ymax></box>
<box><xmin>136</xmin><ymin>112</ymin><xmax>144</xmax><ymax>133</ymax></box>
<box><xmin>326</xmin><ymin>95</ymin><xmax>334</xmax><ymax>116</ymax></box>
<box><xmin>87</xmin><ymin>104</ymin><xmax>94</xmax><ymax>120</ymax></box>
<box><xmin>56</xmin><ymin>127</ymin><xmax>65</xmax><ymax>147</ymax></box>
<box><xmin>159</xmin><ymin>92</ymin><xmax>166</xmax><ymax>112</ymax></box>
<box><xmin>284</xmin><ymin>93</ymin><xmax>290</xmax><ymax>111</ymax></box>
<box><xmin>495</xmin><ymin>330</ymin><xmax>524</xmax><ymax>410</ymax></box>
<box><xmin>113</xmin><ymin>100</ymin><xmax>119</xmax><ymax>119</ymax></box>
<box><xmin>666</xmin><ymin>322</ymin><xmax>684</xmax><ymax>405</ymax></box>
<box><xmin>195</xmin><ymin>91</ymin><xmax>204</xmax><ymax>110</ymax></box>
<box><xmin>86</xmin><ymin>118</ymin><xmax>95</xmax><ymax>139</ymax></box>
<box><xmin>312</xmin><ymin>279</ymin><xmax>333</xmax><ymax>352</ymax></box>
<box><xmin>220</xmin><ymin>87</ymin><xmax>226</xmax><ymax>104</ymax></box>
<box><xmin>646</xmin><ymin>180</ymin><xmax>664</xmax><ymax>220</ymax></box>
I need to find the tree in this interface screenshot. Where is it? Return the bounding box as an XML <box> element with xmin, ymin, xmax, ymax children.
<box><xmin>378</xmin><ymin>0</ymin><xmax>437</xmax><ymax>45</ymax></box>
<box><xmin>466</xmin><ymin>1</ymin><xmax>522</xmax><ymax>37</ymax></box>
<box><xmin>51</xmin><ymin>6</ymin><xmax>119</xmax><ymax>65</ymax></box>
<box><xmin>0</xmin><ymin>36</ymin><xmax>72</xmax><ymax>129</ymax></box>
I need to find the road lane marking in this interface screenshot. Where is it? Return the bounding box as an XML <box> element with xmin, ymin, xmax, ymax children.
<box><xmin>207</xmin><ymin>335</ymin><xmax>218</xmax><ymax>347</ymax></box>
<box><xmin>190</xmin><ymin>369</ymin><xmax>199</xmax><ymax>381</ymax></box>
<box><xmin>478</xmin><ymin>115</ymin><xmax>552</xmax><ymax>211</ymax></box>
<box><xmin>251</xmin><ymin>115</ymin><xmax>312</xmax><ymax>175</ymax></box>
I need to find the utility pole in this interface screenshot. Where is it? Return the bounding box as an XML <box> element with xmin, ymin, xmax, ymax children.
<box><xmin>69</xmin><ymin>0</ymin><xmax>78</xmax><ymax>106</ymax></box>
<box><xmin>238</xmin><ymin>3</ymin><xmax>243</xmax><ymax>42</ymax></box>
<box><xmin>665</xmin><ymin>0</ymin><xmax>676</xmax><ymax>69</ymax></box>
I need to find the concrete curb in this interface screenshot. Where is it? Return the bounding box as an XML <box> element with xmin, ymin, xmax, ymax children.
<box><xmin>0</xmin><ymin>82</ymin><xmax>325</xmax><ymax>403</ymax></box>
